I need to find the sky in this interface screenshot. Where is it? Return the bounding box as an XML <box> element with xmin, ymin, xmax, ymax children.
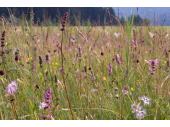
<box><xmin>113</xmin><ymin>7</ymin><xmax>170</xmax><ymax>25</ymax></box>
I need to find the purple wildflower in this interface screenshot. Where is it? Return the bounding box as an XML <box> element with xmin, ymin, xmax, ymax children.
<box><xmin>122</xmin><ymin>86</ymin><xmax>129</xmax><ymax>95</ymax></box>
<box><xmin>39</xmin><ymin>88</ymin><xmax>52</xmax><ymax>110</ymax></box>
<box><xmin>135</xmin><ymin>109</ymin><xmax>147</xmax><ymax>120</ymax></box>
<box><xmin>39</xmin><ymin>102</ymin><xmax>49</xmax><ymax>110</ymax></box>
<box><xmin>6</xmin><ymin>81</ymin><xmax>17</xmax><ymax>95</ymax></box>
<box><xmin>44</xmin><ymin>88</ymin><xmax>52</xmax><ymax>104</ymax></box>
<box><xmin>146</xmin><ymin>59</ymin><xmax>159</xmax><ymax>74</ymax></box>
<box><xmin>131</xmin><ymin>102</ymin><xmax>147</xmax><ymax>120</ymax></box>
<box><xmin>108</xmin><ymin>63</ymin><xmax>112</xmax><ymax>76</ymax></box>
<box><xmin>139</xmin><ymin>96</ymin><xmax>151</xmax><ymax>105</ymax></box>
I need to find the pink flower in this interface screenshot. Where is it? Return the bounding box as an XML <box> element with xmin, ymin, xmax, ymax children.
<box><xmin>39</xmin><ymin>102</ymin><xmax>49</xmax><ymax>110</ymax></box>
<box><xmin>6</xmin><ymin>81</ymin><xmax>17</xmax><ymax>95</ymax></box>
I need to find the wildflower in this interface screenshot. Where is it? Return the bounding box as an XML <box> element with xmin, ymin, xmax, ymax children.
<box><xmin>115</xmin><ymin>54</ymin><xmax>122</xmax><ymax>64</ymax></box>
<box><xmin>131</xmin><ymin>102</ymin><xmax>147</xmax><ymax>120</ymax></box>
<box><xmin>102</xmin><ymin>76</ymin><xmax>107</xmax><ymax>81</ymax></box>
<box><xmin>148</xmin><ymin>32</ymin><xmax>155</xmax><ymax>38</ymax></box>
<box><xmin>60</xmin><ymin>12</ymin><xmax>69</xmax><ymax>31</ymax></box>
<box><xmin>135</xmin><ymin>109</ymin><xmax>147</xmax><ymax>120</ymax></box>
<box><xmin>39</xmin><ymin>102</ymin><xmax>49</xmax><ymax>110</ymax></box>
<box><xmin>114</xmin><ymin>32</ymin><xmax>121</xmax><ymax>38</ymax></box>
<box><xmin>6</xmin><ymin>81</ymin><xmax>18</xmax><ymax>95</ymax></box>
<box><xmin>139</xmin><ymin>96</ymin><xmax>151</xmax><ymax>105</ymax></box>
<box><xmin>145</xmin><ymin>59</ymin><xmax>159</xmax><ymax>74</ymax></box>
<box><xmin>108</xmin><ymin>63</ymin><xmax>112</xmax><ymax>76</ymax></box>
<box><xmin>115</xmin><ymin>94</ymin><xmax>119</xmax><ymax>99</ymax></box>
<box><xmin>40</xmin><ymin>114</ymin><xmax>54</xmax><ymax>120</ymax></box>
<box><xmin>39</xmin><ymin>88</ymin><xmax>52</xmax><ymax>110</ymax></box>
<box><xmin>0</xmin><ymin>31</ymin><xmax>5</xmax><ymax>57</ymax></box>
<box><xmin>25</xmin><ymin>56</ymin><xmax>32</xmax><ymax>63</ymax></box>
<box><xmin>131</xmin><ymin>102</ymin><xmax>143</xmax><ymax>113</ymax></box>
<box><xmin>70</xmin><ymin>36</ymin><xmax>76</xmax><ymax>43</ymax></box>
<box><xmin>44</xmin><ymin>88</ymin><xmax>52</xmax><ymax>104</ymax></box>
<box><xmin>122</xmin><ymin>86</ymin><xmax>129</xmax><ymax>95</ymax></box>
<box><xmin>0</xmin><ymin>31</ymin><xmax>5</xmax><ymax>48</ymax></box>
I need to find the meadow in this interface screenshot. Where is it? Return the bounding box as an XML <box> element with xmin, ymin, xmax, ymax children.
<box><xmin>0</xmin><ymin>18</ymin><xmax>170</xmax><ymax>120</ymax></box>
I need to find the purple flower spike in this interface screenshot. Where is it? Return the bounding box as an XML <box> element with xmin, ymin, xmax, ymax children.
<box><xmin>39</xmin><ymin>88</ymin><xmax>52</xmax><ymax>110</ymax></box>
<box><xmin>146</xmin><ymin>59</ymin><xmax>159</xmax><ymax>75</ymax></box>
<box><xmin>44</xmin><ymin>88</ymin><xmax>52</xmax><ymax>104</ymax></box>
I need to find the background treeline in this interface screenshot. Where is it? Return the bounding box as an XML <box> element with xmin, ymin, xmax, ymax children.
<box><xmin>0</xmin><ymin>7</ymin><xmax>150</xmax><ymax>26</ymax></box>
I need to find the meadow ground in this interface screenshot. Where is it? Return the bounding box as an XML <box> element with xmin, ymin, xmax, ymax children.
<box><xmin>0</xmin><ymin>24</ymin><xmax>170</xmax><ymax>120</ymax></box>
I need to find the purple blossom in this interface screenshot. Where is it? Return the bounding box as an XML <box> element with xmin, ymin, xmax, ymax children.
<box><xmin>146</xmin><ymin>59</ymin><xmax>159</xmax><ymax>74</ymax></box>
<box><xmin>139</xmin><ymin>96</ymin><xmax>151</xmax><ymax>105</ymax></box>
<box><xmin>39</xmin><ymin>102</ymin><xmax>49</xmax><ymax>110</ymax></box>
<box><xmin>135</xmin><ymin>109</ymin><xmax>146</xmax><ymax>120</ymax></box>
<box><xmin>108</xmin><ymin>63</ymin><xmax>112</xmax><ymax>76</ymax></box>
<box><xmin>39</xmin><ymin>88</ymin><xmax>52</xmax><ymax>110</ymax></box>
<box><xmin>122</xmin><ymin>86</ymin><xmax>129</xmax><ymax>95</ymax></box>
<box><xmin>44</xmin><ymin>88</ymin><xmax>52</xmax><ymax>104</ymax></box>
<box><xmin>6</xmin><ymin>81</ymin><xmax>18</xmax><ymax>95</ymax></box>
<box><xmin>131</xmin><ymin>102</ymin><xmax>143</xmax><ymax>113</ymax></box>
<box><xmin>131</xmin><ymin>102</ymin><xmax>147</xmax><ymax>120</ymax></box>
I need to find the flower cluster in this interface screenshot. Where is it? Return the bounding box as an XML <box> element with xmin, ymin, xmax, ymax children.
<box><xmin>6</xmin><ymin>81</ymin><xmax>18</xmax><ymax>95</ymax></box>
<box><xmin>145</xmin><ymin>59</ymin><xmax>159</xmax><ymax>75</ymax></box>
<box><xmin>131</xmin><ymin>95</ymin><xmax>151</xmax><ymax>119</ymax></box>
<box><xmin>139</xmin><ymin>96</ymin><xmax>151</xmax><ymax>105</ymax></box>
<box><xmin>131</xmin><ymin>102</ymin><xmax>146</xmax><ymax>120</ymax></box>
<box><xmin>39</xmin><ymin>88</ymin><xmax>52</xmax><ymax>110</ymax></box>
<box><xmin>60</xmin><ymin>12</ymin><xmax>69</xmax><ymax>31</ymax></box>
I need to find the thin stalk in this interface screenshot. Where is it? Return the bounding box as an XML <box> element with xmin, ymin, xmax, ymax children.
<box><xmin>60</xmin><ymin>31</ymin><xmax>74</xmax><ymax>119</ymax></box>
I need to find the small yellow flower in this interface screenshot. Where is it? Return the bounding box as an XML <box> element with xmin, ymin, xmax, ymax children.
<box><xmin>25</xmin><ymin>56</ymin><xmax>32</xmax><ymax>63</ymax></box>
<box><xmin>52</xmin><ymin>61</ymin><xmax>58</xmax><ymax>66</ymax></box>
<box><xmin>131</xmin><ymin>87</ymin><xmax>135</xmax><ymax>92</ymax></box>
<box><xmin>102</xmin><ymin>76</ymin><xmax>107</xmax><ymax>81</ymax></box>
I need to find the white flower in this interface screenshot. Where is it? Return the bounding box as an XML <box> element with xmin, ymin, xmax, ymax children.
<box><xmin>135</xmin><ymin>109</ymin><xmax>147</xmax><ymax>120</ymax></box>
<box><xmin>139</xmin><ymin>96</ymin><xmax>151</xmax><ymax>105</ymax></box>
<box><xmin>131</xmin><ymin>102</ymin><xmax>143</xmax><ymax>113</ymax></box>
<box><xmin>114</xmin><ymin>32</ymin><xmax>121</xmax><ymax>38</ymax></box>
<box><xmin>149</xmin><ymin>32</ymin><xmax>155</xmax><ymax>38</ymax></box>
<box><xmin>39</xmin><ymin>102</ymin><xmax>49</xmax><ymax>110</ymax></box>
<box><xmin>6</xmin><ymin>81</ymin><xmax>18</xmax><ymax>95</ymax></box>
<box><xmin>131</xmin><ymin>102</ymin><xmax>147</xmax><ymax>120</ymax></box>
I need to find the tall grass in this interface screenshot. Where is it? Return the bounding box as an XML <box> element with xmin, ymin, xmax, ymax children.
<box><xmin>0</xmin><ymin>16</ymin><xmax>170</xmax><ymax>120</ymax></box>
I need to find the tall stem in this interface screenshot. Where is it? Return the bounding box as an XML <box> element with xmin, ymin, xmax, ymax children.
<box><xmin>60</xmin><ymin>31</ymin><xmax>74</xmax><ymax>119</ymax></box>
